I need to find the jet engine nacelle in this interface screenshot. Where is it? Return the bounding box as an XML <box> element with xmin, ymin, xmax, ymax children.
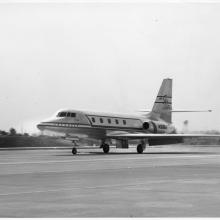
<box><xmin>143</xmin><ymin>121</ymin><xmax>156</xmax><ymax>133</ymax></box>
<box><xmin>143</xmin><ymin>121</ymin><xmax>168</xmax><ymax>133</ymax></box>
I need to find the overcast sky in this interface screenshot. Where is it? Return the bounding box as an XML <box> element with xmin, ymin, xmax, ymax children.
<box><xmin>0</xmin><ymin>1</ymin><xmax>220</xmax><ymax>133</ymax></box>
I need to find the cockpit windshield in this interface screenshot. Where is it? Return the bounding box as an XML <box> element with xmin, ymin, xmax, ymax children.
<box><xmin>57</xmin><ymin>112</ymin><xmax>76</xmax><ymax>117</ymax></box>
<box><xmin>59</xmin><ymin>112</ymin><xmax>67</xmax><ymax>117</ymax></box>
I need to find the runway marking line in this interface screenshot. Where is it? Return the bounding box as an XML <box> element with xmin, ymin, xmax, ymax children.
<box><xmin>0</xmin><ymin>154</ymin><xmax>220</xmax><ymax>165</ymax></box>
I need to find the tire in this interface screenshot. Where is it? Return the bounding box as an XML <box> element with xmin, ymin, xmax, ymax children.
<box><xmin>103</xmin><ymin>144</ymin><xmax>110</xmax><ymax>154</ymax></box>
<box><xmin>137</xmin><ymin>144</ymin><xmax>144</xmax><ymax>154</ymax></box>
<box><xmin>72</xmin><ymin>148</ymin><xmax>77</xmax><ymax>155</ymax></box>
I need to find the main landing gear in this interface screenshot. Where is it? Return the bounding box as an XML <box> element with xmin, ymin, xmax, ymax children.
<box><xmin>136</xmin><ymin>144</ymin><xmax>146</xmax><ymax>154</ymax></box>
<box><xmin>101</xmin><ymin>143</ymin><xmax>110</xmax><ymax>154</ymax></box>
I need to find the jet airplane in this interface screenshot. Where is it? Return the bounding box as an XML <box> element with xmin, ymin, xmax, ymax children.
<box><xmin>37</xmin><ymin>78</ymin><xmax>219</xmax><ymax>155</ymax></box>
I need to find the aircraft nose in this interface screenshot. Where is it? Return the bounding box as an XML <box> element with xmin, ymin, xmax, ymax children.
<box><xmin>37</xmin><ymin>122</ymin><xmax>45</xmax><ymax>131</ymax></box>
<box><xmin>37</xmin><ymin>118</ymin><xmax>61</xmax><ymax>131</ymax></box>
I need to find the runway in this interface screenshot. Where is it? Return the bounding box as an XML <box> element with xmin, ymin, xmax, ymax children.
<box><xmin>1</xmin><ymin>145</ymin><xmax>220</xmax><ymax>217</ymax></box>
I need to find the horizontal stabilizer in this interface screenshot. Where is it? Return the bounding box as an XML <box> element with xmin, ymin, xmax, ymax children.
<box><xmin>171</xmin><ymin>110</ymin><xmax>212</xmax><ymax>112</ymax></box>
<box><xmin>138</xmin><ymin>109</ymin><xmax>212</xmax><ymax>113</ymax></box>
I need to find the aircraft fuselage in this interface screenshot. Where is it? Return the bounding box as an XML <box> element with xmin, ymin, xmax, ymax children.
<box><xmin>37</xmin><ymin>109</ymin><xmax>176</xmax><ymax>141</ymax></box>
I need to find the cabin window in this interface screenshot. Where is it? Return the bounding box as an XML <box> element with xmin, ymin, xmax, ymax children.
<box><xmin>115</xmin><ymin>119</ymin><xmax>119</xmax><ymax>124</ymax></box>
<box><xmin>100</xmin><ymin>118</ymin><xmax>103</xmax><ymax>123</ymax></box>
<box><xmin>71</xmin><ymin>113</ymin><xmax>76</xmax><ymax>117</ymax></box>
<box><xmin>67</xmin><ymin>112</ymin><xmax>71</xmax><ymax>117</ymax></box>
<box><xmin>108</xmin><ymin>119</ymin><xmax>111</xmax><ymax>124</ymax></box>
<box><xmin>59</xmin><ymin>112</ymin><xmax>66</xmax><ymax>117</ymax></box>
<box><xmin>123</xmin><ymin>120</ymin><xmax>126</xmax><ymax>125</ymax></box>
<box><xmin>92</xmin><ymin>117</ymin><xmax>96</xmax><ymax>123</ymax></box>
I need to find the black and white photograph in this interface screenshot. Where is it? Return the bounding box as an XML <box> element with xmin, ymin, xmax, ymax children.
<box><xmin>0</xmin><ymin>0</ymin><xmax>220</xmax><ymax>217</ymax></box>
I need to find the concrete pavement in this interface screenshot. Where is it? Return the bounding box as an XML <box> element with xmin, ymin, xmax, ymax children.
<box><xmin>1</xmin><ymin>145</ymin><xmax>220</xmax><ymax>217</ymax></box>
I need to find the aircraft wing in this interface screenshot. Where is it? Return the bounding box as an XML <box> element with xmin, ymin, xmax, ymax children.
<box><xmin>107</xmin><ymin>132</ymin><xmax>220</xmax><ymax>139</ymax></box>
<box><xmin>107</xmin><ymin>132</ymin><xmax>220</xmax><ymax>146</ymax></box>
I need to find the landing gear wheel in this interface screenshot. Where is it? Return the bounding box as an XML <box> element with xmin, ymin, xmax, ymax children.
<box><xmin>102</xmin><ymin>144</ymin><xmax>110</xmax><ymax>154</ymax></box>
<box><xmin>72</xmin><ymin>147</ymin><xmax>77</xmax><ymax>155</ymax></box>
<box><xmin>137</xmin><ymin>144</ymin><xmax>144</xmax><ymax>154</ymax></box>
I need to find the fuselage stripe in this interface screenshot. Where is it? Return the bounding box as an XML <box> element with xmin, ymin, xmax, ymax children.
<box><xmin>39</xmin><ymin>122</ymin><xmax>143</xmax><ymax>131</ymax></box>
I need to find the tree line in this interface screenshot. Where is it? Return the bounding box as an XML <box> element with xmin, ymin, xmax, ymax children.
<box><xmin>0</xmin><ymin>128</ymin><xmax>29</xmax><ymax>136</ymax></box>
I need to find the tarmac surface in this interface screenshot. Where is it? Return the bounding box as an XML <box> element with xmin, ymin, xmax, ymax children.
<box><xmin>1</xmin><ymin>144</ymin><xmax>220</xmax><ymax>217</ymax></box>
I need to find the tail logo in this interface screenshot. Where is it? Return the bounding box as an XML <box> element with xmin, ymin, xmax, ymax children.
<box><xmin>159</xmin><ymin>95</ymin><xmax>169</xmax><ymax>104</ymax></box>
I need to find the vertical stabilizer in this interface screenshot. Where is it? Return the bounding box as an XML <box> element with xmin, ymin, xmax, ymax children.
<box><xmin>151</xmin><ymin>78</ymin><xmax>172</xmax><ymax>123</ymax></box>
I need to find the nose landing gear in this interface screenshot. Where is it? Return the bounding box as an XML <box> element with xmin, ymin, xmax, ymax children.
<box><xmin>72</xmin><ymin>147</ymin><xmax>77</xmax><ymax>155</ymax></box>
